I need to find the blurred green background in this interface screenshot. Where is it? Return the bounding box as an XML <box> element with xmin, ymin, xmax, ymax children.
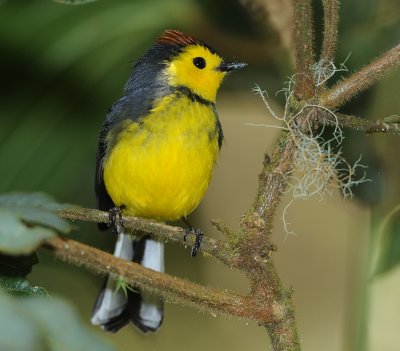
<box><xmin>0</xmin><ymin>0</ymin><xmax>400</xmax><ymax>350</ymax></box>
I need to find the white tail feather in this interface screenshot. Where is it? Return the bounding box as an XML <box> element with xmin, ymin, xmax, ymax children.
<box><xmin>91</xmin><ymin>233</ymin><xmax>133</xmax><ymax>327</ymax></box>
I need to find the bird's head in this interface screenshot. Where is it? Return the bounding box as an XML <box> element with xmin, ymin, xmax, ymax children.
<box><xmin>155</xmin><ymin>30</ymin><xmax>247</xmax><ymax>103</ymax></box>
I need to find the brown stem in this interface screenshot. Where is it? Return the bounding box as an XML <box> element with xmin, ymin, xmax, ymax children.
<box><xmin>43</xmin><ymin>236</ymin><xmax>273</xmax><ymax>322</ymax></box>
<box><xmin>293</xmin><ymin>0</ymin><xmax>315</xmax><ymax>99</ymax></box>
<box><xmin>320</xmin><ymin>0</ymin><xmax>340</xmax><ymax>63</ymax></box>
<box><xmin>252</xmin><ymin>134</ymin><xmax>296</xmax><ymax>222</ymax></box>
<box><xmin>320</xmin><ymin>43</ymin><xmax>400</xmax><ymax>109</ymax></box>
<box><xmin>321</xmin><ymin>112</ymin><xmax>400</xmax><ymax>134</ymax></box>
<box><xmin>56</xmin><ymin>208</ymin><xmax>232</xmax><ymax>266</ymax></box>
<box><xmin>237</xmin><ymin>130</ymin><xmax>300</xmax><ymax>350</ymax></box>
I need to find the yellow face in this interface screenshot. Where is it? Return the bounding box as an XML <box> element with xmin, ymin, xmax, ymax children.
<box><xmin>165</xmin><ymin>45</ymin><xmax>226</xmax><ymax>103</ymax></box>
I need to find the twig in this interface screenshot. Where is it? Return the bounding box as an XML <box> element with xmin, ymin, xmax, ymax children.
<box><xmin>320</xmin><ymin>43</ymin><xmax>400</xmax><ymax>109</ymax></box>
<box><xmin>320</xmin><ymin>0</ymin><xmax>340</xmax><ymax>63</ymax></box>
<box><xmin>43</xmin><ymin>236</ymin><xmax>274</xmax><ymax>323</ymax></box>
<box><xmin>293</xmin><ymin>0</ymin><xmax>315</xmax><ymax>99</ymax></box>
<box><xmin>56</xmin><ymin>208</ymin><xmax>233</xmax><ymax>266</ymax></box>
<box><xmin>251</xmin><ymin>133</ymin><xmax>296</xmax><ymax>223</ymax></box>
<box><xmin>320</xmin><ymin>112</ymin><xmax>400</xmax><ymax>134</ymax></box>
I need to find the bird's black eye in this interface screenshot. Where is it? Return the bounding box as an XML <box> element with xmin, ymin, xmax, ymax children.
<box><xmin>193</xmin><ymin>57</ymin><xmax>206</xmax><ymax>69</ymax></box>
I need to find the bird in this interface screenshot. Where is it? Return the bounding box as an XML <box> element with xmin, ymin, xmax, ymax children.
<box><xmin>91</xmin><ymin>29</ymin><xmax>246</xmax><ymax>334</ymax></box>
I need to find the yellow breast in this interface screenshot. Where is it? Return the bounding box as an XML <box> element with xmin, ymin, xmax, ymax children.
<box><xmin>103</xmin><ymin>93</ymin><xmax>220</xmax><ymax>221</ymax></box>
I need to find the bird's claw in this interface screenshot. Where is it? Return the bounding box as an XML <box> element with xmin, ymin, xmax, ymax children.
<box><xmin>184</xmin><ymin>227</ymin><xmax>204</xmax><ymax>257</ymax></box>
<box><xmin>108</xmin><ymin>207</ymin><xmax>124</xmax><ymax>234</ymax></box>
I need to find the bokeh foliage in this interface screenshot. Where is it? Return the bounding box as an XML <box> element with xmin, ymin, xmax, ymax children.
<box><xmin>0</xmin><ymin>0</ymin><xmax>200</xmax><ymax>204</ymax></box>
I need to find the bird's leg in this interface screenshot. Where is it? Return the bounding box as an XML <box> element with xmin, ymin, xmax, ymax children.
<box><xmin>108</xmin><ymin>206</ymin><xmax>125</xmax><ymax>235</ymax></box>
<box><xmin>182</xmin><ymin>217</ymin><xmax>204</xmax><ymax>257</ymax></box>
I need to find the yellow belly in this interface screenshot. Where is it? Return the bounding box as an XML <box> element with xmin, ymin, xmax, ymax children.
<box><xmin>103</xmin><ymin>94</ymin><xmax>220</xmax><ymax>221</ymax></box>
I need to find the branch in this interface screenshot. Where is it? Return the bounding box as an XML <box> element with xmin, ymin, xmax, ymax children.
<box><xmin>320</xmin><ymin>0</ymin><xmax>340</xmax><ymax>63</ymax></box>
<box><xmin>320</xmin><ymin>43</ymin><xmax>400</xmax><ymax>109</ymax></box>
<box><xmin>293</xmin><ymin>0</ymin><xmax>315</xmax><ymax>99</ymax></box>
<box><xmin>56</xmin><ymin>207</ymin><xmax>233</xmax><ymax>266</ymax></box>
<box><xmin>56</xmin><ymin>155</ymin><xmax>300</xmax><ymax>351</ymax></box>
<box><xmin>252</xmin><ymin>135</ymin><xmax>296</xmax><ymax>222</ymax></box>
<box><xmin>237</xmin><ymin>132</ymin><xmax>300</xmax><ymax>351</ymax></box>
<box><xmin>43</xmin><ymin>236</ymin><xmax>273</xmax><ymax>323</ymax></box>
<box><xmin>321</xmin><ymin>112</ymin><xmax>400</xmax><ymax>134</ymax></box>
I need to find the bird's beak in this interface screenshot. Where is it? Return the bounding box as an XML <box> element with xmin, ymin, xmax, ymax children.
<box><xmin>218</xmin><ymin>61</ymin><xmax>247</xmax><ymax>72</ymax></box>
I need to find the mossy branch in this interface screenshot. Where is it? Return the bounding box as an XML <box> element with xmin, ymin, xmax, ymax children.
<box><xmin>293</xmin><ymin>0</ymin><xmax>315</xmax><ymax>99</ymax></box>
<box><xmin>234</xmin><ymin>131</ymin><xmax>300</xmax><ymax>351</ymax></box>
<box><xmin>321</xmin><ymin>112</ymin><xmax>400</xmax><ymax>134</ymax></box>
<box><xmin>320</xmin><ymin>0</ymin><xmax>340</xmax><ymax>63</ymax></box>
<box><xmin>251</xmin><ymin>134</ymin><xmax>296</xmax><ymax>222</ymax></box>
<box><xmin>56</xmin><ymin>208</ymin><xmax>233</xmax><ymax>266</ymax></box>
<box><xmin>50</xmin><ymin>207</ymin><xmax>299</xmax><ymax>350</ymax></box>
<box><xmin>320</xmin><ymin>43</ymin><xmax>400</xmax><ymax>109</ymax></box>
<box><xmin>42</xmin><ymin>236</ymin><xmax>273</xmax><ymax>322</ymax></box>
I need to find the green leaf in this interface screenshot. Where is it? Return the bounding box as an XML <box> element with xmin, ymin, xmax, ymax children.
<box><xmin>0</xmin><ymin>193</ymin><xmax>73</xmax><ymax>234</ymax></box>
<box><xmin>0</xmin><ymin>292</ymin><xmax>116</xmax><ymax>351</ymax></box>
<box><xmin>0</xmin><ymin>193</ymin><xmax>73</xmax><ymax>255</ymax></box>
<box><xmin>115</xmin><ymin>275</ymin><xmax>137</xmax><ymax>297</ymax></box>
<box><xmin>0</xmin><ymin>209</ymin><xmax>56</xmax><ymax>254</ymax></box>
<box><xmin>374</xmin><ymin>204</ymin><xmax>400</xmax><ymax>276</ymax></box>
<box><xmin>27</xmin><ymin>297</ymin><xmax>116</xmax><ymax>351</ymax></box>
<box><xmin>0</xmin><ymin>253</ymin><xmax>39</xmax><ymax>276</ymax></box>
<box><xmin>0</xmin><ymin>275</ymin><xmax>48</xmax><ymax>297</ymax></box>
<box><xmin>0</xmin><ymin>293</ymin><xmax>42</xmax><ymax>351</ymax></box>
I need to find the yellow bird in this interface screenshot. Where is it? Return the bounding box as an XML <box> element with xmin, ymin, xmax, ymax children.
<box><xmin>91</xmin><ymin>29</ymin><xmax>246</xmax><ymax>333</ymax></box>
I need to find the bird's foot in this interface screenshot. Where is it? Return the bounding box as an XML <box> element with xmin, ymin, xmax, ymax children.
<box><xmin>108</xmin><ymin>206</ymin><xmax>124</xmax><ymax>234</ymax></box>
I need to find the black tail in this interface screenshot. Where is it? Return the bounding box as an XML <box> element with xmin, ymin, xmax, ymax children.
<box><xmin>91</xmin><ymin>233</ymin><xmax>164</xmax><ymax>333</ymax></box>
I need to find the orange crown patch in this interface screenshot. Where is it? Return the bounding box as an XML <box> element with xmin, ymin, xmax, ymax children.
<box><xmin>156</xmin><ymin>29</ymin><xmax>200</xmax><ymax>47</ymax></box>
